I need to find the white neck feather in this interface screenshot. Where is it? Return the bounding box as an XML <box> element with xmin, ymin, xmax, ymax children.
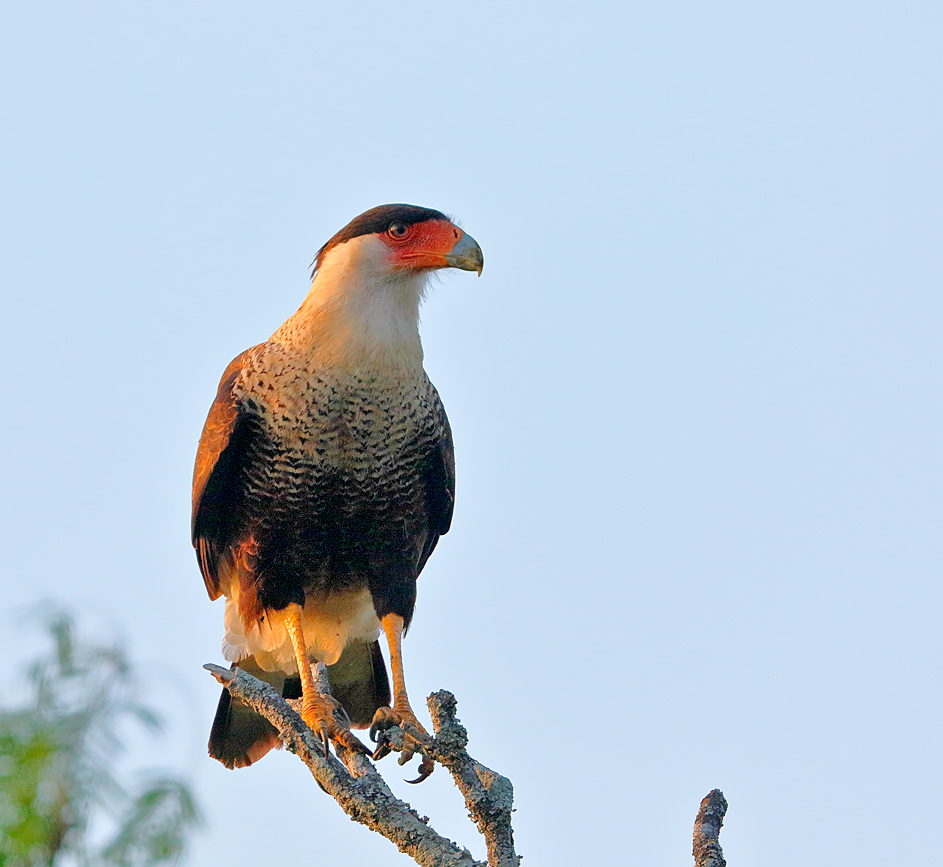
<box><xmin>272</xmin><ymin>235</ymin><xmax>426</xmax><ymax>370</ymax></box>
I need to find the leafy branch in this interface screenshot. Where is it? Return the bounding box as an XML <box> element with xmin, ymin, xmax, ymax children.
<box><xmin>0</xmin><ymin>612</ymin><xmax>201</xmax><ymax>867</ymax></box>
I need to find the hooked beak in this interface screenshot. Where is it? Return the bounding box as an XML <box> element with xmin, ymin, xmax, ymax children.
<box><xmin>445</xmin><ymin>232</ymin><xmax>484</xmax><ymax>276</ymax></box>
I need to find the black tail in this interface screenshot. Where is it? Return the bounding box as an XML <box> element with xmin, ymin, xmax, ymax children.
<box><xmin>207</xmin><ymin>640</ymin><xmax>390</xmax><ymax>768</ymax></box>
<box><xmin>208</xmin><ymin>659</ymin><xmax>296</xmax><ymax>769</ymax></box>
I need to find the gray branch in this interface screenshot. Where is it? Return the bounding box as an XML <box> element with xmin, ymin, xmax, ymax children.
<box><xmin>203</xmin><ymin>663</ymin><xmax>516</xmax><ymax>867</ymax></box>
<box><xmin>423</xmin><ymin>690</ymin><xmax>518</xmax><ymax>867</ymax></box>
<box><xmin>205</xmin><ymin>663</ymin><xmax>728</xmax><ymax>867</ymax></box>
<box><xmin>693</xmin><ymin>788</ymin><xmax>728</xmax><ymax>867</ymax></box>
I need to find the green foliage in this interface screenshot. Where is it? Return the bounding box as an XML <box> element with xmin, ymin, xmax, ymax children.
<box><xmin>0</xmin><ymin>613</ymin><xmax>201</xmax><ymax>867</ymax></box>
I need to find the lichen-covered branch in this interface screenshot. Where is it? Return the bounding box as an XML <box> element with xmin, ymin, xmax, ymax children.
<box><xmin>423</xmin><ymin>691</ymin><xmax>518</xmax><ymax>867</ymax></box>
<box><xmin>203</xmin><ymin>664</ymin><xmax>498</xmax><ymax>867</ymax></box>
<box><xmin>205</xmin><ymin>663</ymin><xmax>727</xmax><ymax>867</ymax></box>
<box><xmin>693</xmin><ymin>789</ymin><xmax>728</xmax><ymax>867</ymax></box>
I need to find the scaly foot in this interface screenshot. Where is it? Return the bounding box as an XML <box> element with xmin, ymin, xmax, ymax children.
<box><xmin>301</xmin><ymin>692</ymin><xmax>369</xmax><ymax>758</ymax></box>
<box><xmin>369</xmin><ymin>702</ymin><xmax>434</xmax><ymax>782</ymax></box>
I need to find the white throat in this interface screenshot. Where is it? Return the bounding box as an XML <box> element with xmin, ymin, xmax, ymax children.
<box><xmin>272</xmin><ymin>235</ymin><xmax>427</xmax><ymax>370</ymax></box>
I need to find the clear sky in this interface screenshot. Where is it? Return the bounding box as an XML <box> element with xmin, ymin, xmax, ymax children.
<box><xmin>2</xmin><ymin>1</ymin><xmax>941</xmax><ymax>864</ymax></box>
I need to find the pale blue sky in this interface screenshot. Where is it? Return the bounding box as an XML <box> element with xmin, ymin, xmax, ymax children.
<box><xmin>2</xmin><ymin>2</ymin><xmax>941</xmax><ymax>864</ymax></box>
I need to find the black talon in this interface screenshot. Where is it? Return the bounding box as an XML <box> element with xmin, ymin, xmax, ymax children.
<box><xmin>370</xmin><ymin>707</ymin><xmax>396</xmax><ymax>742</ymax></box>
<box><xmin>406</xmin><ymin>765</ymin><xmax>433</xmax><ymax>785</ymax></box>
<box><xmin>372</xmin><ymin>729</ymin><xmax>390</xmax><ymax>754</ymax></box>
<box><xmin>406</xmin><ymin>773</ymin><xmax>430</xmax><ymax>784</ymax></box>
<box><xmin>320</xmin><ymin>726</ymin><xmax>330</xmax><ymax>758</ymax></box>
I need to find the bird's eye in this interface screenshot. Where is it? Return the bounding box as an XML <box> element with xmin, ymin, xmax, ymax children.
<box><xmin>388</xmin><ymin>222</ymin><xmax>410</xmax><ymax>239</ymax></box>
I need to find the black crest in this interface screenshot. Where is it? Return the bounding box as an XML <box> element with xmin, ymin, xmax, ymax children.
<box><xmin>311</xmin><ymin>204</ymin><xmax>449</xmax><ymax>276</ymax></box>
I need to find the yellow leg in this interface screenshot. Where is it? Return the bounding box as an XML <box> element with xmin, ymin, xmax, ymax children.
<box><xmin>283</xmin><ymin>603</ymin><xmax>319</xmax><ymax>708</ymax></box>
<box><xmin>281</xmin><ymin>603</ymin><xmax>367</xmax><ymax>756</ymax></box>
<box><xmin>370</xmin><ymin>613</ymin><xmax>434</xmax><ymax>782</ymax></box>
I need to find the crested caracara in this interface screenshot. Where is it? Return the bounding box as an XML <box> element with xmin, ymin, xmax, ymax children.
<box><xmin>192</xmin><ymin>204</ymin><xmax>482</xmax><ymax>780</ymax></box>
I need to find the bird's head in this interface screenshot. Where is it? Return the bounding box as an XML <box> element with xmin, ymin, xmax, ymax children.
<box><xmin>311</xmin><ymin>204</ymin><xmax>484</xmax><ymax>283</ymax></box>
<box><xmin>283</xmin><ymin>205</ymin><xmax>483</xmax><ymax>365</ymax></box>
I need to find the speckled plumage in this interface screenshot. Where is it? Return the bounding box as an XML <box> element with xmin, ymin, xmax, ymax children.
<box><xmin>212</xmin><ymin>342</ymin><xmax>453</xmax><ymax>630</ymax></box>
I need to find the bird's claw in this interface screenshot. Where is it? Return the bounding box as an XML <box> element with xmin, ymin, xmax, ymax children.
<box><xmin>336</xmin><ymin>729</ymin><xmax>370</xmax><ymax>756</ymax></box>
<box><xmin>319</xmin><ymin>725</ymin><xmax>330</xmax><ymax>758</ymax></box>
<box><xmin>368</xmin><ymin>704</ymin><xmax>434</xmax><ymax>780</ymax></box>
<box><xmin>300</xmin><ymin>695</ymin><xmax>369</xmax><ymax>758</ymax></box>
<box><xmin>406</xmin><ymin>755</ymin><xmax>435</xmax><ymax>784</ymax></box>
<box><xmin>369</xmin><ymin>706</ymin><xmax>396</xmax><ymax>743</ymax></box>
<box><xmin>372</xmin><ymin>729</ymin><xmax>392</xmax><ymax>761</ymax></box>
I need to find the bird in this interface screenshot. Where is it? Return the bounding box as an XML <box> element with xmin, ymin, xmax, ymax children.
<box><xmin>191</xmin><ymin>204</ymin><xmax>482</xmax><ymax>779</ymax></box>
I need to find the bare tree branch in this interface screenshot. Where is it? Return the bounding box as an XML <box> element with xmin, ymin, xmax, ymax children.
<box><xmin>693</xmin><ymin>788</ymin><xmax>728</xmax><ymax>867</ymax></box>
<box><xmin>205</xmin><ymin>663</ymin><xmax>727</xmax><ymax>867</ymax></box>
<box><xmin>204</xmin><ymin>663</ymin><xmax>500</xmax><ymax>867</ymax></box>
<box><xmin>423</xmin><ymin>691</ymin><xmax>518</xmax><ymax>867</ymax></box>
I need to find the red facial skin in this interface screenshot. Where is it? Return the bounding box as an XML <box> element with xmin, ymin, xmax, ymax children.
<box><xmin>379</xmin><ymin>219</ymin><xmax>465</xmax><ymax>271</ymax></box>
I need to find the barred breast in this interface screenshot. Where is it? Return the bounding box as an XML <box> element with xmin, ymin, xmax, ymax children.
<box><xmin>232</xmin><ymin>342</ymin><xmax>447</xmax><ymax>599</ymax></box>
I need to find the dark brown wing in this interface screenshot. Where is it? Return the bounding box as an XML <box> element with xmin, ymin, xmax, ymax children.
<box><xmin>418</xmin><ymin>405</ymin><xmax>455</xmax><ymax>574</ymax></box>
<box><xmin>191</xmin><ymin>347</ymin><xmax>257</xmax><ymax>600</ymax></box>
